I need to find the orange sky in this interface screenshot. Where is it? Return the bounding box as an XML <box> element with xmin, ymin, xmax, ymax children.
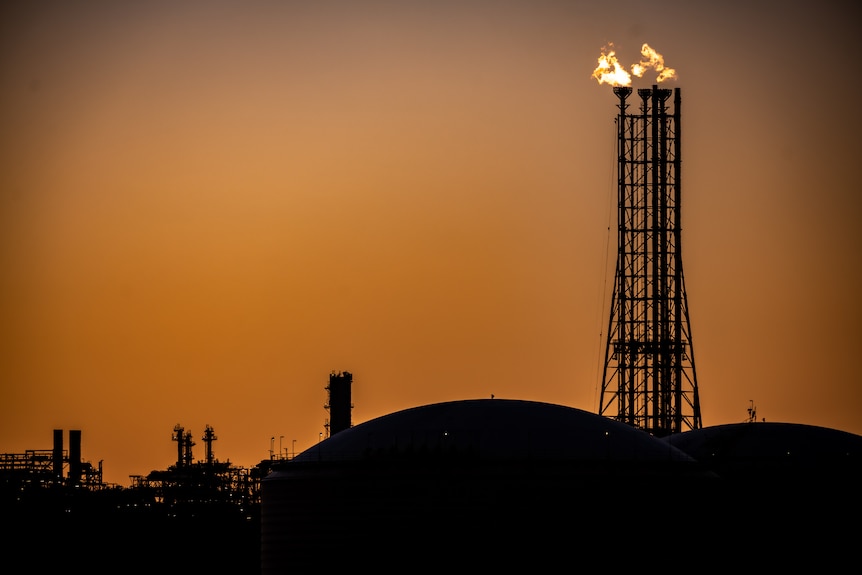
<box><xmin>2</xmin><ymin>0</ymin><xmax>860</xmax><ymax>486</ymax></box>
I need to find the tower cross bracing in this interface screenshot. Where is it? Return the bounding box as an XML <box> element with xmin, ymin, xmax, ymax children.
<box><xmin>599</xmin><ymin>85</ymin><xmax>702</xmax><ymax>436</ymax></box>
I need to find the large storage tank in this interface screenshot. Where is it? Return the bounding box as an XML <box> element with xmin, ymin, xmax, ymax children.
<box><xmin>261</xmin><ymin>399</ymin><xmax>715</xmax><ymax>571</ymax></box>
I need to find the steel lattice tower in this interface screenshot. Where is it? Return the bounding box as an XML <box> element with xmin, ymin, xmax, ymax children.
<box><xmin>598</xmin><ymin>85</ymin><xmax>702</xmax><ymax>436</ymax></box>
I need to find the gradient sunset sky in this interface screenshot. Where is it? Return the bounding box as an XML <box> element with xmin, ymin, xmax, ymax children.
<box><xmin>2</xmin><ymin>0</ymin><xmax>860</xmax><ymax>485</ymax></box>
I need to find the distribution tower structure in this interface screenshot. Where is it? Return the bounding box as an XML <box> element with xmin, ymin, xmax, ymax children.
<box><xmin>598</xmin><ymin>85</ymin><xmax>702</xmax><ymax>436</ymax></box>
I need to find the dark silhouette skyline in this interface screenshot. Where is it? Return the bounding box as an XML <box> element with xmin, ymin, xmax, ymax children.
<box><xmin>2</xmin><ymin>1</ymin><xmax>860</xmax><ymax>488</ymax></box>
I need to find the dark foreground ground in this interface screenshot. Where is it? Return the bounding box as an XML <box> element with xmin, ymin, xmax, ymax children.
<box><xmin>3</xmin><ymin>467</ymin><xmax>858</xmax><ymax>574</ymax></box>
<box><xmin>260</xmin><ymin>458</ymin><xmax>861</xmax><ymax>572</ymax></box>
<box><xmin>2</xmin><ymin>488</ymin><xmax>261</xmax><ymax>574</ymax></box>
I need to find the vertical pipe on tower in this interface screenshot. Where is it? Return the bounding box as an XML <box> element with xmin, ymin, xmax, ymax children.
<box><xmin>650</xmin><ymin>86</ymin><xmax>661</xmax><ymax>432</ymax></box>
<box><xmin>673</xmin><ymin>87</ymin><xmax>684</xmax><ymax>431</ymax></box>
<box><xmin>611</xmin><ymin>86</ymin><xmax>632</xmax><ymax>425</ymax></box>
<box><xmin>53</xmin><ymin>429</ymin><xmax>63</xmax><ymax>484</ymax></box>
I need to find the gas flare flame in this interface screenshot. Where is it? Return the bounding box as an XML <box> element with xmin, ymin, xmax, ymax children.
<box><xmin>591</xmin><ymin>45</ymin><xmax>632</xmax><ymax>86</ymax></box>
<box><xmin>592</xmin><ymin>43</ymin><xmax>677</xmax><ymax>86</ymax></box>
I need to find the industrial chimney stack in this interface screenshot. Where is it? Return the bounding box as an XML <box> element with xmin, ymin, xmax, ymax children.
<box><xmin>68</xmin><ymin>429</ymin><xmax>82</xmax><ymax>486</ymax></box>
<box><xmin>324</xmin><ymin>371</ymin><xmax>353</xmax><ymax>437</ymax></box>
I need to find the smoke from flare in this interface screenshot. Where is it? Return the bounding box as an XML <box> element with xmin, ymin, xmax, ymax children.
<box><xmin>592</xmin><ymin>43</ymin><xmax>677</xmax><ymax>86</ymax></box>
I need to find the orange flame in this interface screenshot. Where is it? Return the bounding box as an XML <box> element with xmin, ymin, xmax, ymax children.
<box><xmin>633</xmin><ymin>43</ymin><xmax>677</xmax><ymax>82</ymax></box>
<box><xmin>592</xmin><ymin>43</ymin><xmax>677</xmax><ymax>86</ymax></box>
<box><xmin>591</xmin><ymin>44</ymin><xmax>631</xmax><ymax>86</ymax></box>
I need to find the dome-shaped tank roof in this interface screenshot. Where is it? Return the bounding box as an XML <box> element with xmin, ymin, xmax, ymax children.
<box><xmin>662</xmin><ymin>421</ymin><xmax>862</xmax><ymax>481</ymax></box>
<box><xmin>291</xmin><ymin>398</ymin><xmax>696</xmax><ymax>464</ymax></box>
<box><xmin>262</xmin><ymin>399</ymin><xmax>719</xmax><ymax>572</ymax></box>
<box><xmin>261</xmin><ymin>412</ymin><xmax>861</xmax><ymax>572</ymax></box>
